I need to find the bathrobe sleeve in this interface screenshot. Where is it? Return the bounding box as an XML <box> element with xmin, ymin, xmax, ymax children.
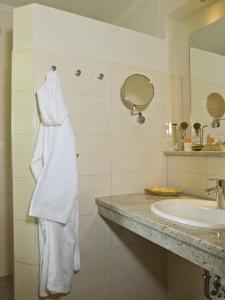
<box><xmin>29</xmin><ymin>71</ymin><xmax>78</xmax><ymax>224</ymax></box>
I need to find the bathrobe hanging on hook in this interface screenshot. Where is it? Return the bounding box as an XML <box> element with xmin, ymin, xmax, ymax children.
<box><xmin>29</xmin><ymin>70</ymin><xmax>80</xmax><ymax>297</ymax></box>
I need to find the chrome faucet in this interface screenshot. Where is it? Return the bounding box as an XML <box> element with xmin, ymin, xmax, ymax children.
<box><xmin>205</xmin><ymin>178</ymin><xmax>225</xmax><ymax>209</ymax></box>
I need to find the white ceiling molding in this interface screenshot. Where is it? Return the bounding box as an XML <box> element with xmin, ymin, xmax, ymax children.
<box><xmin>113</xmin><ymin>0</ymin><xmax>146</xmax><ymax>25</ymax></box>
<box><xmin>0</xmin><ymin>3</ymin><xmax>13</xmax><ymax>11</ymax></box>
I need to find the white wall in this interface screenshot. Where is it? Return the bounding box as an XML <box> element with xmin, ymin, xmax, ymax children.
<box><xmin>12</xmin><ymin>4</ymin><xmax>175</xmax><ymax>300</ymax></box>
<box><xmin>0</xmin><ymin>5</ymin><xmax>13</xmax><ymax>277</ymax></box>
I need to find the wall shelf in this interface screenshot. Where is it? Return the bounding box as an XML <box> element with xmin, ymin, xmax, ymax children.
<box><xmin>164</xmin><ymin>151</ymin><xmax>225</xmax><ymax>157</ymax></box>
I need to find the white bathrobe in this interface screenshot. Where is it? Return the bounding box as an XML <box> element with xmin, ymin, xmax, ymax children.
<box><xmin>29</xmin><ymin>70</ymin><xmax>80</xmax><ymax>297</ymax></box>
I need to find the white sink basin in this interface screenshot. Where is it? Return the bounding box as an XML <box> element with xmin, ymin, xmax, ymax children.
<box><xmin>151</xmin><ymin>199</ymin><xmax>225</xmax><ymax>229</ymax></box>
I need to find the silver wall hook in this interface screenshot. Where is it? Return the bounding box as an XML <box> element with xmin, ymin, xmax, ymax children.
<box><xmin>97</xmin><ymin>73</ymin><xmax>104</xmax><ymax>80</ymax></box>
<box><xmin>51</xmin><ymin>65</ymin><xmax>57</xmax><ymax>71</ymax></box>
<box><xmin>74</xmin><ymin>69</ymin><xmax>82</xmax><ymax>77</ymax></box>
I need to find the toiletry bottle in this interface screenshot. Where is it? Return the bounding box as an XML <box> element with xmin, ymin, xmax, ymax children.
<box><xmin>172</xmin><ymin>123</ymin><xmax>178</xmax><ymax>151</ymax></box>
<box><xmin>176</xmin><ymin>129</ymin><xmax>184</xmax><ymax>151</ymax></box>
<box><xmin>192</xmin><ymin>123</ymin><xmax>201</xmax><ymax>145</ymax></box>
<box><xmin>183</xmin><ymin>136</ymin><xmax>192</xmax><ymax>152</ymax></box>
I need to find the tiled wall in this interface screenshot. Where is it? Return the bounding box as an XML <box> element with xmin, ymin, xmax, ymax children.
<box><xmin>12</xmin><ymin>42</ymin><xmax>173</xmax><ymax>299</ymax></box>
<box><xmin>11</xmin><ymin>4</ymin><xmax>178</xmax><ymax>300</ymax></box>
<box><xmin>0</xmin><ymin>7</ymin><xmax>13</xmax><ymax>277</ymax></box>
<box><xmin>166</xmin><ymin>252</ymin><xmax>205</xmax><ymax>300</ymax></box>
<box><xmin>166</xmin><ymin>154</ymin><xmax>225</xmax><ymax>300</ymax></box>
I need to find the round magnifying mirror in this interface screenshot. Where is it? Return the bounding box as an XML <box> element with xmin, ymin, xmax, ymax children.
<box><xmin>207</xmin><ymin>92</ymin><xmax>225</xmax><ymax>119</ymax></box>
<box><xmin>121</xmin><ymin>74</ymin><xmax>154</xmax><ymax>108</ymax></box>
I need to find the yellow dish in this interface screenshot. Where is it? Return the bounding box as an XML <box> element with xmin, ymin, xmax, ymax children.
<box><xmin>145</xmin><ymin>187</ymin><xmax>183</xmax><ymax>196</ymax></box>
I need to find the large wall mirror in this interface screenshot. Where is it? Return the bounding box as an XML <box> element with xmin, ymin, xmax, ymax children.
<box><xmin>190</xmin><ymin>17</ymin><xmax>225</xmax><ymax>145</ymax></box>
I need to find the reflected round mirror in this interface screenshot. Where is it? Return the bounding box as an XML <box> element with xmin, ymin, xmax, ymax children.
<box><xmin>121</xmin><ymin>74</ymin><xmax>154</xmax><ymax>108</ymax></box>
<box><xmin>206</xmin><ymin>92</ymin><xmax>225</xmax><ymax>118</ymax></box>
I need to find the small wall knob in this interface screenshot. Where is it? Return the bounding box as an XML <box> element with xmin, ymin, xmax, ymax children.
<box><xmin>74</xmin><ymin>69</ymin><xmax>82</xmax><ymax>77</ymax></box>
<box><xmin>97</xmin><ymin>73</ymin><xmax>104</xmax><ymax>80</ymax></box>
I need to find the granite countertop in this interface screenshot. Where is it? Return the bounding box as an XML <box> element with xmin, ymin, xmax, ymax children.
<box><xmin>96</xmin><ymin>193</ymin><xmax>225</xmax><ymax>276</ymax></box>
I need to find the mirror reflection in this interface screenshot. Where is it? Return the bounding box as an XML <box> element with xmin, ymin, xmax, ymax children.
<box><xmin>190</xmin><ymin>17</ymin><xmax>225</xmax><ymax>146</ymax></box>
<box><xmin>121</xmin><ymin>74</ymin><xmax>154</xmax><ymax>107</ymax></box>
<box><xmin>121</xmin><ymin>74</ymin><xmax>154</xmax><ymax>124</ymax></box>
<box><xmin>207</xmin><ymin>93</ymin><xmax>225</xmax><ymax>119</ymax></box>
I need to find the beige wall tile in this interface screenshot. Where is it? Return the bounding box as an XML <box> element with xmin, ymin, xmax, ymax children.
<box><xmin>170</xmin><ymin>74</ymin><xmax>183</xmax><ymax>107</ymax></box>
<box><xmin>207</xmin><ymin>157</ymin><xmax>225</xmax><ymax>178</ymax></box>
<box><xmin>168</xmin><ymin>171</ymin><xmax>206</xmax><ymax>196</ymax></box>
<box><xmin>69</xmin><ymin>65</ymin><xmax>110</xmax><ymax>99</ymax></box>
<box><xmin>0</xmin><ymin>10</ymin><xmax>12</xmax><ymax>61</ymax></box>
<box><xmin>13</xmin><ymin>5</ymin><xmax>34</xmax><ymax>50</ymax></box>
<box><xmin>12</xmin><ymin>91</ymin><xmax>34</xmax><ymax>135</ymax></box>
<box><xmin>0</xmin><ymin>114</ymin><xmax>10</xmax><ymax>141</ymax></box>
<box><xmin>0</xmin><ymin>83</ymin><xmax>11</xmax><ymax>115</ymax></box>
<box><xmin>0</xmin><ymin>60</ymin><xmax>11</xmax><ymax>88</ymax></box>
<box><xmin>79</xmin><ymin>174</ymin><xmax>111</xmax><ymax>216</ymax></box>
<box><xmin>0</xmin><ymin>196</ymin><xmax>12</xmax><ymax>222</ymax></box>
<box><xmin>112</xmin><ymin>171</ymin><xmax>166</xmax><ymax>195</ymax></box>
<box><xmin>147</xmin><ymin>103</ymin><xmax>172</xmax><ymax>138</ymax></box>
<box><xmin>13</xmin><ymin>177</ymin><xmax>35</xmax><ymax>221</ymax></box>
<box><xmin>112</xmin><ymin>137</ymin><xmax>166</xmax><ymax>174</ymax></box>
<box><xmin>80</xmin><ymin>215</ymin><xmax>111</xmax><ymax>254</ymax></box>
<box><xmin>170</xmin><ymin>105</ymin><xmax>183</xmax><ymax>123</ymax></box>
<box><xmin>112</xmin><ymin>273</ymin><xmax>165</xmax><ymax>300</ymax></box>
<box><xmin>0</xmin><ymin>249</ymin><xmax>13</xmax><ymax>277</ymax></box>
<box><xmin>74</xmin><ymin>286</ymin><xmax>111</xmax><ymax>300</ymax></box>
<box><xmin>111</xmin><ymin>242</ymin><xmax>166</xmax><ymax>284</ymax></box>
<box><xmin>0</xmin><ymin>167</ymin><xmax>12</xmax><ymax>197</ymax></box>
<box><xmin>67</xmin><ymin>94</ymin><xmax>111</xmax><ymax>136</ymax></box>
<box><xmin>167</xmin><ymin>252</ymin><xmax>203</xmax><ymax>290</ymax></box>
<box><xmin>182</xmin><ymin>105</ymin><xmax>191</xmax><ymax>122</ymax></box>
<box><xmin>168</xmin><ymin>156</ymin><xmax>206</xmax><ymax>174</ymax></box>
<box><xmin>14</xmin><ymin>263</ymin><xmax>39</xmax><ymax>300</ymax></box>
<box><xmin>166</xmin><ymin>272</ymin><xmax>205</xmax><ymax>300</ymax></box>
<box><xmin>111</xmin><ymin>222</ymin><xmax>143</xmax><ymax>248</ymax></box>
<box><xmin>12</xmin><ymin>49</ymin><xmax>34</xmax><ymax>91</ymax></box>
<box><xmin>72</xmin><ymin>250</ymin><xmax>111</xmax><ymax>296</ymax></box>
<box><xmin>14</xmin><ymin>220</ymin><xmax>38</xmax><ymax>265</ymax></box>
<box><xmin>12</xmin><ymin>134</ymin><xmax>34</xmax><ymax>178</ymax></box>
<box><xmin>77</xmin><ymin>136</ymin><xmax>111</xmax><ymax>175</ymax></box>
<box><xmin>0</xmin><ymin>221</ymin><xmax>12</xmax><ymax>250</ymax></box>
<box><xmin>0</xmin><ymin>141</ymin><xmax>11</xmax><ymax>168</ymax></box>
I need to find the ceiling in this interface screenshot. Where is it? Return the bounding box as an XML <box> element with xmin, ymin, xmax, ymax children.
<box><xmin>0</xmin><ymin>0</ymin><xmax>140</xmax><ymax>23</ymax></box>
<box><xmin>0</xmin><ymin>0</ymin><xmax>218</xmax><ymax>37</ymax></box>
<box><xmin>190</xmin><ymin>16</ymin><xmax>225</xmax><ymax>56</ymax></box>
